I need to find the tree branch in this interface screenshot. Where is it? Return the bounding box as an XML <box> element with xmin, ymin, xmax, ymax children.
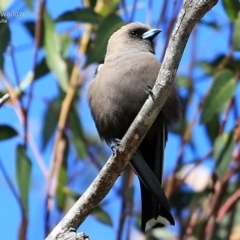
<box><xmin>46</xmin><ymin>0</ymin><xmax>218</xmax><ymax>239</ymax></box>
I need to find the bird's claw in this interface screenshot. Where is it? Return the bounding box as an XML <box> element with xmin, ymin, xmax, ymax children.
<box><xmin>111</xmin><ymin>139</ymin><xmax>121</xmax><ymax>155</ymax></box>
<box><xmin>145</xmin><ymin>85</ymin><xmax>155</xmax><ymax>100</ymax></box>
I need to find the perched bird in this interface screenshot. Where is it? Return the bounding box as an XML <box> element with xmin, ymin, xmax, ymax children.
<box><xmin>87</xmin><ymin>22</ymin><xmax>180</xmax><ymax>231</ymax></box>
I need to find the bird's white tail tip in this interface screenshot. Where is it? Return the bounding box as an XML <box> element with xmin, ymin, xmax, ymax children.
<box><xmin>145</xmin><ymin>216</ymin><xmax>171</xmax><ymax>231</ymax></box>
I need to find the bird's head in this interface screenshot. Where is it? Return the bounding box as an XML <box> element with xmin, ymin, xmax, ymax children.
<box><xmin>106</xmin><ymin>22</ymin><xmax>161</xmax><ymax>56</ymax></box>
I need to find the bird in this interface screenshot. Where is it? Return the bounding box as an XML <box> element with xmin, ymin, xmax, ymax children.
<box><xmin>87</xmin><ymin>22</ymin><xmax>180</xmax><ymax>231</ymax></box>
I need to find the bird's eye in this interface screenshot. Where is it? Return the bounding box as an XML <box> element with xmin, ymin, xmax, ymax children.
<box><xmin>129</xmin><ymin>30</ymin><xmax>138</xmax><ymax>37</ymax></box>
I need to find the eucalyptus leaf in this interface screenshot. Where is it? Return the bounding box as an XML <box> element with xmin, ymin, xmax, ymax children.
<box><xmin>68</xmin><ymin>105</ymin><xmax>87</xmax><ymax>159</ymax></box>
<box><xmin>177</xmin><ymin>75</ymin><xmax>191</xmax><ymax>88</ymax></box>
<box><xmin>0</xmin><ymin>125</ymin><xmax>18</xmax><ymax>141</ymax></box>
<box><xmin>23</xmin><ymin>21</ymin><xmax>44</xmax><ymax>46</ymax></box>
<box><xmin>63</xmin><ymin>188</ymin><xmax>112</xmax><ymax>225</ymax></box>
<box><xmin>214</xmin><ymin>131</ymin><xmax>234</xmax><ymax>176</ymax></box>
<box><xmin>0</xmin><ymin>15</ymin><xmax>10</xmax><ymax>69</ymax></box>
<box><xmin>201</xmin><ymin>70</ymin><xmax>236</xmax><ymax>123</ymax></box>
<box><xmin>233</xmin><ymin>13</ymin><xmax>240</xmax><ymax>50</ymax></box>
<box><xmin>85</xmin><ymin>13</ymin><xmax>124</xmax><ymax>66</ymax></box>
<box><xmin>56</xmin><ymin>134</ymin><xmax>69</xmax><ymax>210</ymax></box>
<box><xmin>0</xmin><ymin>0</ymin><xmax>11</xmax><ymax>10</ymax></box>
<box><xmin>222</xmin><ymin>0</ymin><xmax>240</xmax><ymax>21</ymax></box>
<box><xmin>23</xmin><ymin>0</ymin><xmax>33</xmax><ymax>11</ymax></box>
<box><xmin>42</xmin><ymin>95</ymin><xmax>62</xmax><ymax>150</ymax></box>
<box><xmin>88</xmin><ymin>0</ymin><xmax>97</xmax><ymax>8</ymax></box>
<box><xmin>205</xmin><ymin>114</ymin><xmax>220</xmax><ymax>144</ymax></box>
<box><xmin>35</xmin><ymin>58</ymin><xmax>50</xmax><ymax>80</ymax></box>
<box><xmin>16</xmin><ymin>145</ymin><xmax>32</xmax><ymax>213</ymax></box>
<box><xmin>43</xmin><ymin>10</ymin><xmax>68</xmax><ymax>92</ymax></box>
<box><xmin>92</xmin><ymin>206</ymin><xmax>112</xmax><ymax>226</ymax></box>
<box><xmin>56</xmin><ymin>8</ymin><xmax>102</xmax><ymax>24</ymax></box>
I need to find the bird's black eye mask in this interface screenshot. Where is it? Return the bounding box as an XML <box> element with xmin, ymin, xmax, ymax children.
<box><xmin>128</xmin><ymin>28</ymin><xmax>155</xmax><ymax>54</ymax></box>
<box><xmin>128</xmin><ymin>28</ymin><xmax>149</xmax><ymax>39</ymax></box>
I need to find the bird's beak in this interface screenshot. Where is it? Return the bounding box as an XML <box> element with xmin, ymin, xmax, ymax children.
<box><xmin>142</xmin><ymin>29</ymin><xmax>161</xmax><ymax>40</ymax></box>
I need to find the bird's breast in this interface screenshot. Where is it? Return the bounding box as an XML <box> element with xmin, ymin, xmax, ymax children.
<box><xmin>88</xmin><ymin>52</ymin><xmax>161</xmax><ymax>142</ymax></box>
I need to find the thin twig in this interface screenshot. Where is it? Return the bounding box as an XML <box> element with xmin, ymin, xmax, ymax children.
<box><xmin>216</xmin><ymin>188</ymin><xmax>240</xmax><ymax>222</ymax></box>
<box><xmin>129</xmin><ymin>0</ymin><xmax>138</xmax><ymax>23</ymax></box>
<box><xmin>3</xmin><ymin>75</ymin><xmax>48</xmax><ymax>176</ymax></box>
<box><xmin>121</xmin><ymin>0</ymin><xmax>128</xmax><ymax>22</ymax></box>
<box><xmin>0</xmin><ymin>158</ymin><xmax>23</xmax><ymax>208</ymax></box>
<box><xmin>156</xmin><ymin>1</ymin><xmax>168</xmax><ymax>29</ymax></box>
<box><xmin>25</xmin><ymin>0</ymin><xmax>45</xmax><ymax>146</ymax></box>
<box><xmin>117</xmin><ymin>167</ymin><xmax>134</xmax><ymax>240</ymax></box>
<box><xmin>0</xmin><ymin>157</ymin><xmax>27</xmax><ymax>239</ymax></box>
<box><xmin>219</xmin><ymin>97</ymin><xmax>234</xmax><ymax>135</ymax></box>
<box><xmin>203</xmin><ymin>165</ymin><xmax>240</xmax><ymax>240</ymax></box>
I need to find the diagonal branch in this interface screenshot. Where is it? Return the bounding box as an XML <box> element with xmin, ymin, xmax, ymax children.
<box><xmin>46</xmin><ymin>0</ymin><xmax>218</xmax><ymax>239</ymax></box>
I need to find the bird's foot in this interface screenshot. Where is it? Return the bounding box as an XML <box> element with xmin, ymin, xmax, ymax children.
<box><xmin>145</xmin><ymin>85</ymin><xmax>155</xmax><ymax>100</ymax></box>
<box><xmin>111</xmin><ymin>139</ymin><xmax>121</xmax><ymax>155</ymax></box>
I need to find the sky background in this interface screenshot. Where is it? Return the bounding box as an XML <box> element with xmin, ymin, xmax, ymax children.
<box><xmin>0</xmin><ymin>0</ymin><xmax>237</xmax><ymax>240</ymax></box>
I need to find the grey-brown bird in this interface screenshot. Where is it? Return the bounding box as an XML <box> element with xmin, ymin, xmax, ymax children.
<box><xmin>87</xmin><ymin>22</ymin><xmax>180</xmax><ymax>231</ymax></box>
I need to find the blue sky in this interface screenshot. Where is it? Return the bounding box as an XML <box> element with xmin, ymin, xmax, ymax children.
<box><xmin>0</xmin><ymin>0</ymin><xmax>236</xmax><ymax>239</ymax></box>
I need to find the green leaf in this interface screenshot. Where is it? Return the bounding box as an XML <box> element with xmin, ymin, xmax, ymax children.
<box><xmin>98</xmin><ymin>0</ymin><xmax>120</xmax><ymax>16</ymax></box>
<box><xmin>0</xmin><ymin>0</ymin><xmax>11</xmax><ymax>11</ymax></box>
<box><xmin>68</xmin><ymin>105</ymin><xmax>87</xmax><ymax>159</ymax></box>
<box><xmin>233</xmin><ymin>12</ymin><xmax>240</xmax><ymax>50</ymax></box>
<box><xmin>59</xmin><ymin>34</ymin><xmax>72</xmax><ymax>58</ymax></box>
<box><xmin>23</xmin><ymin>21</ymin><xmax>35</xmax><ymax>37</ymax></box>
<box><xmin>199</xmin><ymin>61</ymin><xmax>215</xmax><ymax>75</ymax></box>
<box><xmin>56</xmin><ymin>134</ymin><xmax>69</xmax><ymax>210</ymax></box>
<box><xmin>56</xmin><ymin>8</ymin><xmax>102</xmax><ymax>24</ymax></box>
<box><xmin>23</xmin><ymin>0</ymin><xmax>33</xmax><ymax>11</ymax></box>
<box><xmin>43</xmin><ymin>10</ymin><xmax>68</xmax><ymax>92</ymax></box>
<box><xmin>213</xmin><ymin>209</ymin><xmax>230</xmax><ymax>240</ymax></box>
<box><xmin>214</xmin><ymin>131</ymin><xmax>234</xmax><ymax>176</ymax></box>
<box><xmin>15</xmin><ymin>71</ymin><xmax>34</xmax><ymax>96</ymax></box>
<box><xmin>199</xmin><ymin>55</ymin><xmax>240</xmax><ymax>75</ymax></box>
<box><xmin>42</xmin><ymin>95</ymin><xmax>62</xmax><ymax>149</ymax></box>
<box><xmin>0</xmin><ymin>15</ymin><xmax>10</xmax><ymax>69</ymax></box>
<box><xmin>88</xmin><ymin>0</ymin><xmax>97</xmax><ymax>8</ymax></box>
<box><xmin>63</xmin><ymin>187</ymin><xmax>80</xmax><ymax>201</ymax></box>
<box><xmin>65</xmin><ymin>58</ymin><xmax>75</xmax><ymax>77</ymax></box>
<box><xmin>56</xmin><ymin>166</ymin><xmax>67</xmax><ymax>210</ymax></box>
<box><xmin>63</xmin><ymin>188</ymin><xmax>112</xmax><ymax>225</ymax></box>
<box><xmin>233</xmin><ymin>201</ymin><xmax>240</xmax><ymax>226</ymax></box>
<box><xmin>71</xmin><ymin>135</ymin><xmax>87</xmax><ymax>159</ymax></box>
<box><xmin>16</xmin><ymin>145</ymin><xmax>32</xmax><ymax>213</ymax></box>
<box><xmin>205</xmin><ymin>114</ymin><xmax>220</xmax><ymax>144</ymax></box>
<box><xmin>201</xmin><ymin>69</ymin><xmax>236</xmax><ymax>123</ymax></box>
<box><xmin>199</xmin><ymin>20</ymin><xmax>220</xmax><ymax>30</ymax></box>
<box><xmin>170</xmin><ymin>190</ymin><xmax>194</xmax><ymax>209</ymax></box>
<box><xmin>92</xmin><ymin>206</ymin><xmax>112</xmax><ymax>226</ymax></box>
<box><xmin>0</xmin><ymin>125</ymin><xmax>18</xmax><ymax>140</ymax></box>
<box><xmin>176</xmin><ymin>75</ymin><xmax>191</xmax><ymax>88</ymax></box>
<box><xmin>23</xmin><ymin>21</ymin><xmax>44</xmax><ymax>46</ymax></box>
<box><xmin>85</xmin><ymin>13</ymin><xmax>124</xmax><ymax>66</ymax></box>
<box><xmin>222</xmin><ymin>0</ymin><xmax>240</xmax><ymax>21</ymax></box>
<box><xmin>35</xmin><ymin>58</ymin><xmax>50</xmax><ymax>80</ymax></box>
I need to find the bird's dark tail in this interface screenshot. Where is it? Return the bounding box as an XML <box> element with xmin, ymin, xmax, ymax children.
<box><xmin>130</xmin><ymin>123</ymin><xmax>174</xmax><ymax>231</ymax></box>
<box><xmin>139</xmin><ymin>181</ymin><xmax>174</xmax><ymax>231</ymax></box>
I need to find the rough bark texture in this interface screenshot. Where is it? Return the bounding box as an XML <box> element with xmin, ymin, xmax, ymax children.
<box><xmin>46</xmin><ymin>0</ymin><xmax>218</xmax><ymax>239</ymax></box>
